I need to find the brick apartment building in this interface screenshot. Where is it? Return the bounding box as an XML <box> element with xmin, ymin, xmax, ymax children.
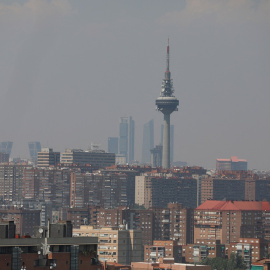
<box><xmin>144</xmin><ymin>240</ymin><xmax>183</xmax><ymax>263</ymax></box>
<box><xmin>194</xmin><ymin>200</ymin><xmax>270</xmax><ymax>244</ymax></box>
<box><xmin>0</xmin><ymin>206</ymin><xmax>40</xmax><ymax>235</ymax></box>
<box><xmin>229</xmin><ymin>238</ymin><xmax>268</xmax><ymax>268</ymax></box>
<box><xmin>135</xmin><ymin>174</ymin><xmax>198</xmax><ymax>209</ymax></box>
<box><xmin>184</xmin><ymin>239</ymin><xmax>225</xmax><ymax>263</ymax></box>
<box><xmin>68</xmin><ymin>203</ymin><xmax>193</xmax><ymax>247</ymax></box>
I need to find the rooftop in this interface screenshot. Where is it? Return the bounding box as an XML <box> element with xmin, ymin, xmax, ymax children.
<box><xmin>196</xmin><ymin>200</ymin><xmax>270</xmax><ymax>211</ymax></box>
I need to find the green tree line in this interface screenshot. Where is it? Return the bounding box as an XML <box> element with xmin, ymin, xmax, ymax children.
<box><xmin>199</xmin><ymin>253</ymin><xmax>246</xmax><ymax>270</ymax></box>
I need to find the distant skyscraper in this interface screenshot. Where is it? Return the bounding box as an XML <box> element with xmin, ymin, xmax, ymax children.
<box><xmin>28</xmin><ymin>141</ymin><xmax>41</xmax><ymax>164</ymax></box>
<box><xmin>142</xmin><ymin>119</ymin><xmax>154</xmax><ymax>164</ymax></box>
<box><xmin>118</xmin><ymin>116</ymin><xmax>135</xmax><ymax>164</ymax></box>
<box><xmin>155</xmin><ymin>40</ymin><xmax>179</xmax><ymax>168</ymax></box>
<box><xmin>129</xmin><ymin>116</ymin><xmax>135</xmax><ymax>163</ymax></box>
<box><xmin>0</xmin><ymin>141</ymin><xmax>13</xmax><ymax>156</ymax></box>
<box><xmin>161</xmin><ymin>124</ymin><xmax>174</xmax><ymax>164</ymax></box>
<box><xmin>108</xmin><ymin>137</ymin><xmax>119</xmax><ymax>154</ymax></box>
<box><xmin>119</xmin><ymin>117</ymin><xmax>129</xmax><ymax>160</ymax></box>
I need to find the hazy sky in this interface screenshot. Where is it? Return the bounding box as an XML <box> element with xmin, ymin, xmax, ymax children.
<box><xmin>0</xmin><ymin>0</ymin><xmax>269</xmax><ymax>170</ymax></box>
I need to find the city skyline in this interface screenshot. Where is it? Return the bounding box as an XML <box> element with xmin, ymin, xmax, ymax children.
<box><xmin>0</xmin><ymin>1</ymin><xmax>269</xmax><ymax>170</ymax></box>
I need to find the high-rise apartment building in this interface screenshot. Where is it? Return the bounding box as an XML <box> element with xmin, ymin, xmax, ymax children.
<box><xmin>151</xmin><ymin>203</ymin><xmax>194</xmax><ymax>245</ymax></box>
<box><xmin>68</xmin><ymin>204</ymin><xmax>194</xmax><ymax>247</ymax></box>
<box><xmin>0</xmin><ymin>164</ymin><xmax>28</xmax><ymax>203</ymax></box>
<box><xmin>200</xmin><ymin>176</ymin><xmax>246</xmax><ymax>203</ymax></box>
<box><xmin>135</xmin><ymin>174</ymin><xmax>197</xmax><ymax>209</ymax></box>
<box><xmin>142</xmin><ymin>120</ymin><xmax>154</xmax><ymax>164</ymax></box>
<box><xmin>0</xmin><ymin>141</ymin><xmax>13</xmax><ymax>156</ymax></box>
<box><xmin>69</xmin><ymin>171</ymin><xmax>129</xmax><ymax>209</ymax></box>
<box><xmin>108</xmin><ymin>137</ymin><xmax>119</xmax><ymax>154</ymax></box>
<box><xmin>194</xmin><ymin>200</ymin><xmax>270</xmax><ymax>244</ymax></box>
<box><xmin>216</xmin><ymin>156</ymin><xmax>248</xmax><ymax>171</ymax></box>
<box><xmin>28</xmin><ymin>141</ymin><xmax>41</xmax><ymax>164</ymax></box>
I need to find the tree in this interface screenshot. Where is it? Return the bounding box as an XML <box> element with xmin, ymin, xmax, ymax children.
<box><xmin>227</xmin><ymin>253</ymin><xmax>246</xmax><ymax>270</ymax></box>
<box><xmin>200</xmin><ymin>253</ymin><xmax>246</xmax><ymax>270</ymax></box>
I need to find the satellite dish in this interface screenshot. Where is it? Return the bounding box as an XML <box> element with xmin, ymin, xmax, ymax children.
<box><xmin>39</xmin><ymin>228</ymin><xmax>44</xmax><ymax>234</ymax></box>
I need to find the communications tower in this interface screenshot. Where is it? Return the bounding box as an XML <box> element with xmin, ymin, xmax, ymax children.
<box><xmin>156</xmin><ymin>40</ymin><xmax>179</xmax><ymax>168</ymax></box>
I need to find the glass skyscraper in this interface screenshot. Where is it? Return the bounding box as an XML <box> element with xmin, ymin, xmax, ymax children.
<box><xmin>0</xmin><ymin>141</ymin><xmax>13</xmax><ymax>156</ymax></box>
<box><xmin>142</xmin><ymin>119</ymin><xmax>154</xmax><ymax>164</ymax></box>
<box><xmin>118</xmin><ymin>117</ymin><xmax>135</xmax><ymax>163</ymax></box>
<box><xmin>28</xmin><ymin>141</ymin><xmax>41</xmax><ymax>164</ymax></box>
<box><xmin>108</xmin><ymin>137</ymin><xmax>119</xmax><ymax>154</ymax></box>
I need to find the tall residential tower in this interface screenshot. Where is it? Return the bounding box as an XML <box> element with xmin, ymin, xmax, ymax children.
<box><xmin>156</xmin><ymin>40</ymin><xmax>179</xmax><ymax>168</ymax></box>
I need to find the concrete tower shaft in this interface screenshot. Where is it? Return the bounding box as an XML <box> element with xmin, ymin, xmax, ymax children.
<box><xmin>155</xmin><ymin>40</ymin><xmax>179</xmax><ymax>169</ymax></box>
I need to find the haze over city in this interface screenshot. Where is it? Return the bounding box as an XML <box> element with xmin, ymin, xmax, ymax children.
<box><xmin>0</xmin><ymin>0</ymin><xmax>269</xmax><ymax>170</ymax></box>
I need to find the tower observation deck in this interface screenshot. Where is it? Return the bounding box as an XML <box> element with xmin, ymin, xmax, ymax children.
<box><xmin>155</xmin><ymin>40</ymin><xmax>179</xmax><ymax>168</ymax></box>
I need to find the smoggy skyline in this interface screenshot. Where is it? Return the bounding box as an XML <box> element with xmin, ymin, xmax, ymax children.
<box><xmin>0</xmin><ymin>0</ymin><xmax>269</xmax><ymax>170</ymax></box>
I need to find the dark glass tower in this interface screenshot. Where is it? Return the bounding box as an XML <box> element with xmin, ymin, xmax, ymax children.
<box><xmin>0</xmin><ymin>141</ymin><xmax>13</xmax><ymax>156</ymax></box>
<box><xmin>28</xmin><ymin>141</ymin><xmax>41</xmax><ymax>164</ymax></box>
<box><xmin>142</xmin><ymin>119</ymin><xmax>154</xmax><ymax>164</ymax></box>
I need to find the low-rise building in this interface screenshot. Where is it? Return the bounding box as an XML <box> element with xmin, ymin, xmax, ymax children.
<box><xmin>184</xmin><ymin>239</ymin><xmax>225</xmax><ymax>263</ymax></box>
<box><xmin>131</xmin><ymin>258</ymin><xmax>211</xmax><ymax>270</ymax></box>
<box><xmin>144</xmin><ymin>240</ymin><xmax>183</xmax><ymax>263</ymax></box>
<box><xmin>0</xmin><ymin>220</ymin><xmax>101</xmax><ymax>270</ymax></box>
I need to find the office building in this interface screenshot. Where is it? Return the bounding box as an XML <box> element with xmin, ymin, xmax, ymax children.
<box><xmin>216</xmin><ymin>156</ymin><xmax>248</xmax><ymax>171</ymax></box>
<box><xmin>0</xmin><ymin>141</ymin><xmax>13</xmax><ymax>156</ymax></box>
<box><xmin>73</xmin><ymin>225</ymin><xmax>142</xmax><ymax>264</ymax></box>
<box><xmin>156</xmin><ymin>41</ymin><xmax>179</xmax><ymax>168</ymax></box>
<box><xmin>161</xmin><ymin>124</ymin><xmax>174</xmax><ymax>164</ymax></box>
<box><xmin>37</xmin><ymin>148</ymin><xmax>60</xmax><ymax>167</ymax></box>
<box><xmin>108</xmin><ymin>137</ymin><xmax>119</xmax><ymax>154</ymax></box>
<box><xmin>142</xmin><ymin>119</ymin><xmax>154</xmax><ymax>164</ymax></box>
<box><xmin>60</xmin><ymin>148</ymin><xmax>115</xmax><ymax>168</ymax></box>
<box><xmin>28</xmin><ymin>141</ymin><xmax>41</xmax><ymax>164</ymax></box>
